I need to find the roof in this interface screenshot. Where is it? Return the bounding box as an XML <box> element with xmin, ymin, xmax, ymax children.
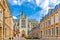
<box><xmin>40</xmin><ymin>3</ymin><xmax>60</xmax><ymax>23</ymax></box>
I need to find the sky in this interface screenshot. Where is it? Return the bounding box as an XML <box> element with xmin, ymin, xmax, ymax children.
<box><xmin>8</xmin><ymin>0</ymin><xmax>60</xmax><ymax>22</ymax></box>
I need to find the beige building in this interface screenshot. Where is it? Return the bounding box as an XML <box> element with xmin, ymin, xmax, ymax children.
<box><xmin>0</xmin><ymin>0</ymin><xmax>13</xmax><ymax>40</ymax></box>
<box><xmin>0</xmin><ymin>1</ymin><xmax>4</xmax><ymax>40</ymax></box>
<box><xmin>40</xmin><ymin>4</ymin><xmax>60</xmax><ymax>39</ymax></box>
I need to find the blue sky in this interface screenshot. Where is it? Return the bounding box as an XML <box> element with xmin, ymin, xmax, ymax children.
<box><xmin>8</xmin><ymin>0</ymin><xmax>60</xmax><ymax>22</ymax></box>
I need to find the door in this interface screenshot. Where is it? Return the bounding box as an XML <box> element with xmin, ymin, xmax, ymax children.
<box><xmin>21</xmin><ymin>30</ymin><xmax>25</xmax><ymax>37</ymax></box>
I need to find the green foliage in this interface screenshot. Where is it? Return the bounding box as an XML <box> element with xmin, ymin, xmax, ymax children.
<box><xmin>9</xmin><ymin>38</ymin><xmax>11</xmax><ymax>40</ymax></box>
<box><xmin>9</xmin><ymin>37</ymin><xmax>13</xmax><ymax>40</ymax></box>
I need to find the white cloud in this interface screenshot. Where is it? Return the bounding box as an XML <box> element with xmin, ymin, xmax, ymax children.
<box><xmin>8</xmin><ymin>0</ymin><xmax>25</xmax><ymax>5</ymax></box>
<box><xmin>36</xmin><ymin>0</ymin><xmax>49</xmax><ymax>15</ymax></box>
<box><xmin>17</xmin><ymin>0</ymin><xmax>22</xmax><ymax>5</ymax></box>
<box><xmin>49</xmin><ymin>0</ymin><xmax>60</xmax><ymax>6</ymax></box>
<box><xmin>40</xmin><ymin>0</ymin><xmax>49</xmax><ymax>9</ymax></box>
<box><xmin>13</xmin><ymin>16</ymin><xmax>17</xmax><ymax>19</ymax></box>
<box><xmin>29</xmin><ymin>0</ymin><xmax>60</xmax><ymax>21</ymax></box>
<box><xmin>40</xmin><ymin>7</ymin><xmax>49</xmax><ymax>16</ymax></box>
<box><xmin>13</xmin><ymin>0</ymin><xmax>17</xmax><ymax>4</ymax></box>
<box><xmin>36</xmin><ymin>0</ymin><xmax>40</xmax><ymax>6</ymax></box>
<box><xmin>28</xmin><ymin>0</ymin><xmax>31</xmax><ymax>2</ymax></box>
<box><xmin>28</xmin><ymin>11</ymin><xmax>44</xmax><ymax>22</ymax></box>
<box><xmin>36</xmin><ymin>0</ymin><xmax>60</xmax><ymax>15</ymax></box>
<box><xmin>50</xmin><ymin>0</ymin><xmax>57</xmax><ymax>4</ymax></box>
<box><xmin>8</xmin><ymin>0</ymin><xmax>60</xmax><ymax>21</ymax></box>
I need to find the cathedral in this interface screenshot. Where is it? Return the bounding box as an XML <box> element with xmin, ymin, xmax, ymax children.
<box><xmin>19</xmin><ymin>13</ymin><xmax>28</xmax><ymax>37</ymax></box>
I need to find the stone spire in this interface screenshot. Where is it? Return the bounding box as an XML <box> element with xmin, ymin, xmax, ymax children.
<box><xmin>21</xmin><ymin>4</ymin><xmax>24</xmax><ymax>15</ymax></box>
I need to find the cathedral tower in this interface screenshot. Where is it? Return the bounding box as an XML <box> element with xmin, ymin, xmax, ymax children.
<box><xmin>19</xmin><ymin>13</ymin><xmax>28</xmax><ymax>37</ymax></box>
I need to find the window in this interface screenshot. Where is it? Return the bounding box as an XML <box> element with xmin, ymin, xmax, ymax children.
<box><xmin>41</xmin><ymin>24</ymin><xmax>43</xmax><ymax>28</ymax></box>
<box><xmin>45</xmin><ymin>23</ymin><xmax>46</xmax><ymax>27</ymax></box>
<box><xmin>21</xmin><ymin>19</ymin><xmax>26</xmax><ymax>28</ymax></box>
<box><xmin>51</xmin><ymin>17</ymin><xmax>54</xmax><ymax>25</ymax></box>
<box><xmin>56</xmin><ymin>27</ymin><xmax>58</xmax><ymax>36</ymax></box>
<box><xmin>47</xmin><ymin>20</ymin><xmax>50</xmax><ymax>26</ymax></box>
<box><xmin>46</xmin><ymin>21</ymin><xmax>48</xmax><ymax>26</ymax></box>
<box><xmin>43</xmin><ymin>31</ymin><xmax>45</xmax><ymax>36</ymax></box>
<box><xmin>22</xmin><ymin>20</ymin><xmax>25</xmax><ymax>22</ymax></box>
<box><xmin>48</xmin><ymin>29</ymin><xmax>51</xmax><ymax>36</ymax></box>
<box><xmin>43</xmin><ymin>24</ymin><xmax>45</xmax><ymax>28</ymax></box>
<box><xmin>45</xmin><ymin>22</ymin><xmax>47</xmax><ymax>27</ymax></box>
<box><xmin>0</xmin><ymin>12</ymin><xmax>2</xmax><ymax>20</ymax></box>
<box><xmin>52</xmin><ymin>28</ymin><xmax>55</xmax><ymax>36</ymax></box>
<box><xmin>44</xmin><ymin>23</ymin><xmax>45</xmax><ymax>27</ymax></box>
<box><xmin>46</xmin><ymin>30</ymin><xmax>47</xmax><ymax>35</ymax></box>
<box><xmin>55</xmin><ymin>15</ymin><xmax>59</xmax><ymax>23</ymax></box>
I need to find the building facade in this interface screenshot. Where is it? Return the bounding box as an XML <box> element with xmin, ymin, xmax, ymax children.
<box><xmin>19</xmin><ymin>13</ymin><xmax>28</xmax><ymax>37</ymax></box>
<box><xmin>0</xmin><ymin>1</ymin><xmax>4</xmax><ymax>40</ymax></box>
<box><xmin>29</xmin><ymin>19</ymin><xmax>39</xmax><ymax>29</ymax></box>
<box><xmin>40</xmin><ymin>4</ymin><xmax>60</xmax><ymax>38</ymax></box>
<box><xmin>29</xmin><ymin>26</ymin><xmax>40</xmax><ymax>38</ymax></box>
<box><xmin>0</xmin><ymin>0</ymin><xmax>13</xmax><ymax>40</ymax></box>
<box><xmin>13</xmin><ymin>19</ymin><xmax>19</xmax><ymax>37</ymax></box>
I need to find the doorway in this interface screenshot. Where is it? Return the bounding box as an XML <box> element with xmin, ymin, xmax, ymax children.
<box><xmin>21</xmin><ymin>30</ymin><xmax>26</xmax><ymax>37</ymax></box>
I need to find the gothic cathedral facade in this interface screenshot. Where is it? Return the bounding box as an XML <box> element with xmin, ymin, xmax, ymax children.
<box><xmin>19</xmin><ymin>13</ymin><xmax>28</xmax><ymax>37</ymax></box>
